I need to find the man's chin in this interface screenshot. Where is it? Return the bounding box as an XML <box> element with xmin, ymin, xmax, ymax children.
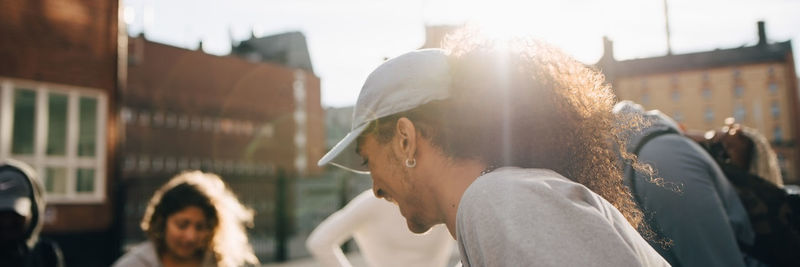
<box><xmin>406</xmin><ymin>220</ymin><xmax>432</xmax><ymax>234</ymax></box>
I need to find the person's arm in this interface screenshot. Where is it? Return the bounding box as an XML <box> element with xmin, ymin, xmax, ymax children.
<box><xmin>305</xmin><ymin>190</ymin><xmax>377</xmax><ymax>267</ymax></box>
<box><xmin>637</xmin><ymin>135</ymin><xmax>748</xmax><ymax>267</ymax></box>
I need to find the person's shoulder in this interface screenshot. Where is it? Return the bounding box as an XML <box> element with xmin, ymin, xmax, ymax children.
<box><xmin>113</xmin><ymin>242</ymin><xmax>159</xmax><ymax>267</ymax></box>
<box><xmin>640</xmin><ymin>132</ymin><xmax>700</xmax><ymax>152</ymax></box>
<box><xmin>462</xmin><ymin>167</ymin><xmax>571</xmax><ymax>206</ymax></box>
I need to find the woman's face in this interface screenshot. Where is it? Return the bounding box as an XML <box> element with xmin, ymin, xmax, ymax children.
<box><xmin>164</xmin><ymin>206</ymin><xmax>212</xmax><ymax>260</ymax></box>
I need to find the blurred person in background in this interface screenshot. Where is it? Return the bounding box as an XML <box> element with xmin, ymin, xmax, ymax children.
<box><xmin>700</xmin><ymin>119</ymin><xmax>783</xmax><ymax>186</ymax></box>
<box><xmin>615</xmin><ymin>101</ymin><xmax>756</xmax><ymax>267</ymax></box>
<box><xmin>306</xmin><ymin>189</ymin><xmax>454</xmax><ymax>267</ymax></box>
<box><xmin>0</xmin><ymin>159</ymin><xmax>63</xmax><ymax>267</ymax></box>
<box><xmin>693</xmin><ymin>119</ymin><xmax>800</xmax><ymax>267</ymax></box>
<box><xmin>318</xmin><ymin>29</ymin><xmax>668</xmax><ymax>266</ymax></box>
<box><xmin>113</xmin><ymin>171</ymin><xmax>258</xmax><ymax>267</ymax></box>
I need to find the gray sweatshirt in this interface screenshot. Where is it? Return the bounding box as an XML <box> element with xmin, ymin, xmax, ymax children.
<box><xmin>456</xmin><ymin>167</ymin><xmax>670</xmax><ymax>267</ymax></box>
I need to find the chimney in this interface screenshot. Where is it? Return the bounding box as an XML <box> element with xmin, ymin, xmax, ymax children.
<box><xmin>602</xmin><ymin>36</ymin><xmax>615</xmax><ymax>61</ymax></box>
<box><xmin>757</xmin><ymin>21</ymin><xmax>767</xmax><ymax>46</ymax></box>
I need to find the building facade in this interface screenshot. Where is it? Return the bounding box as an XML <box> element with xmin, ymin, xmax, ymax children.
<box><xmin>597</xmin><ymin>22</ymin><xmax>800</xmax><ymax>184</ymax></box>
<box><xmin>0</xmin><ymin>0</ymin><xmax>122</xmax><ymax>266</ymax></box>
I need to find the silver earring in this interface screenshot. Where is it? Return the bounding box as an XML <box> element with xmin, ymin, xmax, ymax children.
<box><xmin>405</xmin><ymin>158</ymin><xmax>416</xmax><ymax>168</ymax></box>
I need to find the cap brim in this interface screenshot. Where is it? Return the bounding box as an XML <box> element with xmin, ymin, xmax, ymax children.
<box><xmin>318</xmin><ymin>123</ymin><xmax>370</xmax><ymax>174</ymax></box>
<box><xmin>0</xmin><ymin>197</ymin><xmax>31</xmax><ymax>218</ymax></box>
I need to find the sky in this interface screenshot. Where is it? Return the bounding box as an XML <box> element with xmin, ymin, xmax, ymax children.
<box><xmin>122</xmin><ymin>0</ymin><xmax>800</xmax><ymax>108</ymax></box>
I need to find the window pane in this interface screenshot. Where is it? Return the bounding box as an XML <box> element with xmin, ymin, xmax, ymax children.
<box><xmin>45</xmin><ymin>167</ymin><xmax>67</xmax><ymax>194</ymax></box>
<box><xmin>705</xmin><ymin>108</ymin><xmax>714</xmax><ymax>122</ymax></box>
<box><xmin>12</xmin><ymin>89</ymin><xmax>36</xmax><ymax>155</ymax></box>
<box><xmin>78</xmin><ymin>97</ymin><xmax>97</xmax><ymax>157</ymax></box>
<box><xmin>771</xmin><ymin>102</ymin><xmax>780</xmax><ymax>118</ymax></box>
<box><xmin>76</xmin><ymin>168</ymin><xmax>95</xmax><ymax>193</ymax></box>
<box><xmin>774</xmin><ymin>126</ymin><xmax>783</xmax><ymax>142</ymax></box>
<box><xmin>734</xmin><ymin>104</ymin><xmax>746</xmax><ymax>121</ymax></box>
<box><xmin>47</xmin><ymin>93</ymin><xmax>68</xmax><ymax>155</ymax></box>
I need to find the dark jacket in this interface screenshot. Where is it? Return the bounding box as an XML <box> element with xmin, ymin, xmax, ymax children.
<box><xmin>0</xmin><ymin>159</ymin><xmax>64</xmax><ymax>267</ymax></box>
<box><xmin>615</xmin><ymin>101</ymin><xmax>755</xmax><ymax>267</ymax></box>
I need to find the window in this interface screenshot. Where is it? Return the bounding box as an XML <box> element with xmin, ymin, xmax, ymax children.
<box><xmin>0</xmin><ymin>78</ymin><xmax>107</xmax><ymax>203</ymax></box>
<box><xmin>672</xmin><ymin>111</ymin><xmax>683</xmax><ymax>123</ymax></box>
<box><xmin>734</xmin><ymin>85</ymin><xmax>744</xmax><ymax>98</ymax></box>
<box><xmin>771</xmin><ymin>101</ymin><xmax>780</xmax><ymax>118</ymax></box>
<box><xmin>120</xmin><ymin>107</ymin><xmax>134</xmax><ymax>124</ymax></box>
<box><xmin>704</xmin><ymin>108</ymin><xmax>714</xmax><ymax>123</ymax></box>
<box><xmin>769</xmin><ymin>83</ymin><xmax>778</xmax><ymax>94</ymax></box>
<box><xmin>734</xmin><ymin>104</ymin><xmax>746</xmax><ymax>121</ymax></box>
<box><xmin>671</xmin><ymin>89</ymin><xmax>680</xmax><ymax>102</ymax></box>
<box><xmin>152</xmin><ymin>111</ymin><xmax>164</xmax><ymax>127</ymax></box>
<box><xmin>640</xmin><ymin>80</ymin><xmax>649</xmax><ymax>105</ymax></box>
<box><xmin>702</xmin><ymin>87</ymin><xmax>711</xmax><ymax>100</ymax></box>
<box><xmin>641</xmin><ymin>90</ymin><xmax>650</xmax><ymax>105</ymax></box>
<box><xmin>774</xmin><ymin>126</ymin><xmax>783</xmax><ymax>142</ymax></box>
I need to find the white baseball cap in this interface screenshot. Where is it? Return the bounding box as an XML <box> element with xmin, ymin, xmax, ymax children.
<box><xmin>318</xmin><ymin>49</ymin><xmax>453</xmax><ymax>173</ymax></box>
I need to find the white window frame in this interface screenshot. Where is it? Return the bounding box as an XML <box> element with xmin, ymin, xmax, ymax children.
<box><xmin>0</xmin><ymin>77</ymin><xmax>107</xmax><ymax>203</ymax></box>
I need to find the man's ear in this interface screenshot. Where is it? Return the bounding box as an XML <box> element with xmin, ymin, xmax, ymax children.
<box><xmin>394</xmin><ymin>117</ymin><xmax>418</xmax><ymax>160</ymax></box>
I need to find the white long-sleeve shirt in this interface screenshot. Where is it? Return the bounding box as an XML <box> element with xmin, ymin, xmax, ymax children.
<box><xmin>306</xmin><ymin>190</ymin><xmax>454</xmax><ymax>267</ymax></box>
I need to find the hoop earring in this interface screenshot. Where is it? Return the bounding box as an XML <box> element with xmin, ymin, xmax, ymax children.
<box><xmin>405</xmin><ymin>158</ymin><xmax>416</xmax><ymax>168</ymax></box>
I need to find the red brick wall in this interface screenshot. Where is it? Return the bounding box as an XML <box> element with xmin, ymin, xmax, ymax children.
<box><xmin>125</xmin><ymin>38</ymin><xmax>324</xmax><ymax>176</ymax></box>
<box><xmin>304</xmin><ymin>74</ymin><xmax>325</xmax><ymax>175</ymax></box>
<box><xmin>0</xmin><ymin>0</ymin><xmax>118</xmax><ymax>90</ymax></box>
<box><xmin>0</xmin><ymin>0</ymin><xmax>119</xmax><ymax>232</ymax></box>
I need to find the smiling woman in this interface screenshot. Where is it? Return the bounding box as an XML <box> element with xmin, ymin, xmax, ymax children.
<box><xmin>112</xmin><ymin>171</ymin><xmax>258</xmax><ymax>267</ymax></box>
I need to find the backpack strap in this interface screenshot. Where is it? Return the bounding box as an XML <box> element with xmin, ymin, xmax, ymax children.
<box><xmin>625</xmin><ymin>128</ymin><xmax>680</xmax><ymax>265</ymax></box>
<box><xmin>627</xmin><ymin>128</ymin><xmax>679</xmax><ymax>192</ymax></box>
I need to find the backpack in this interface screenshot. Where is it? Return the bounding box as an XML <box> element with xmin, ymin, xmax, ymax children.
<box><xmin>629</xmin><ymin>129</ymin><xmax>800</xmax><ymax>267</ymax></box>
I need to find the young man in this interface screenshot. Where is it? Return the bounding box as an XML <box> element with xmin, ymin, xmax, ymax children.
<box><xmin>318</xmin><ymin>32</ymin><xmax>668</xmax><ymax>266</ymax></box>
<box><xmin>0</xmin><ymin>159</ymin><xmax>63</xmax><ymax>267</ymax></box>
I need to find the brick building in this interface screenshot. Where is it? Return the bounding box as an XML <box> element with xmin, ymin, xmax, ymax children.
<box><xmin>0</xmin><ymin>0</ymin><xmax>122</xmax><ymax>266</ymax></box>
<box><xmin>120</xmin><ymin>35</ymin><xmax>324</xmax><ymax>261</ymax></box>
<box><xmin>597</xmin><ymin>22</ymin><xmax>800</xmax><ymax>183</ymax></box>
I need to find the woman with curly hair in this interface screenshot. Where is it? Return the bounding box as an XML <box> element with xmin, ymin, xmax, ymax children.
<box><xmin>113</xmin><ymin>171</ymin><xmax>258</xmax><ymax>267</ymax></box>
<box><xmin>317</xmin><ymin>29</ymin><xmax>668</xmax><ymax>266</ymax></box>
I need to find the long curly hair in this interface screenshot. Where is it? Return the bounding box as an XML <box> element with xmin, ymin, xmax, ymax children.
<box><xmin>368</xmin><ymin>29</ymin><xmax>649</xmax><ymax>236</ymax></box>
<box><xmin>739</xmin><ymin>126</ymin><xmax>784</xmax><ymax>186</ymax></box>
<box><xmin>140</xmin><ymin>171</ymin><xmax>258</xmax><ymax>267</ymax></box>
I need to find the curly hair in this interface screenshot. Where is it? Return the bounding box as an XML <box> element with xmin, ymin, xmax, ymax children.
<box><xmin>739</xmin><ymin>126</ymin><xmax>784</xmax><ymax>186</ymax></box>
<box><xmin>140</xmin><ymin>171</ymin><xmax>258</xmax><ymax>267</ymax></box>
<box><xmin>367</xmin><ymin>29</ymin><xmax>650</xmax><ymax>236</ymax></box>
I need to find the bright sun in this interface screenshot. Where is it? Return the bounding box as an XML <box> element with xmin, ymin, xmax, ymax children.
<box><xmin>439</xmin><ymin>0</ymin><xmax>607</xmax><ymax>64</ymax></box>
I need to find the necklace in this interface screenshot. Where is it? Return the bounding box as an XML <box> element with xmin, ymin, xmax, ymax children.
<box><xmin>479</xmin><ymin>165</ymin><xmax>497</xmax><ymax>177</ymax></box>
